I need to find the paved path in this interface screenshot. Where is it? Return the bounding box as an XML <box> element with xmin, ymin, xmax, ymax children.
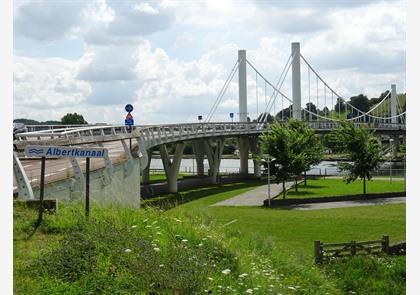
<box><xmin>288</xmin><ymin>197</ymin><xmax>406</xmax><ymax>211</ymax></box>
<box><xmin>211</xmin><ymin>181</ymin><xmax>297</xmax><ymax>207</ymax></box>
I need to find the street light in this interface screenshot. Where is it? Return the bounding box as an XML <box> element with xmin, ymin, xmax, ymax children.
<box><xmin>389</xmin><ymin>138</ymin><xmax>394</xmax><ymax>183</ymax></box>
<box><xmin>266</xmin><ymin>156</ymin><xmax>277</xmax><ymax>207</ymax></box>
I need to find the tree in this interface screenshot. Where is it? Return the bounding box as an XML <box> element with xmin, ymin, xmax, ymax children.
<box><xmin>304</xmin><ymin>102</ymin><xmax>318</xmax><ymax>121</ymax></box>
<box><xmin>257</xmin><ymin>112</ymin><xmax>274</xmax><ymax>123</ymax></box>
<box><xmin>330</xmin><ymin>121</ymin><xmax>385</xmax><ymax>195</ymax></box>
<box><xmin>287</xmin><ymin>120</ymin><xmax>323</xmax><ymax>189</ymax></box>
<box><xmin>349</xmin><ymin>94</ymin><xmax>369</xmax><ymax>113</ymax></box>
<box><xmin>275</xmin><ymin>105</ymin><xmax>293</xmax><ymax>121</ymax></box>
<box><xmin>334</xmin><ymin>98</ymin><xmax>346</xmax><ymax>114</ymax></box>
<box><xmin>369</xmin><ymin>90</ymin><xmax>389</xmax><ymax>108</ymax></box>
<box><xmin>61</xmin><ymin>113</ymin><xmax>87</xmax><ymax>125</ymax></box>
<box><xmin>260</xmin><ymin>119</ymin><xmax>323</xmax><ymax>198</ymax></box>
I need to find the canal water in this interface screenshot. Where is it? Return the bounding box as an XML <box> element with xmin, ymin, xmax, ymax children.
<box><xmin>149</xmin><ymin>158</ymin><xmax>405</xmax><ymax>177</ymax></box>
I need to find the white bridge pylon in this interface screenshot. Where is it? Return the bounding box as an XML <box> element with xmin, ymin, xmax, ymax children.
<box><xmin>206</xmin><ymin>42</ymin><xmax>406</xmax><ymax>125</ymax></box>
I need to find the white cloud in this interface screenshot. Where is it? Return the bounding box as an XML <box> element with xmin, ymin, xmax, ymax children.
<box><xmin>13</xmin><ymin>0</ymin><xmax>406</xmax><ymax>124</ymax></box>
<box><xmin>14</xmin><ymin>1</ymin><xmax>86</xmax><ymax>41</ymax></box>
<box><xmin>14</xmin><ymin>56</ymin><xmax>91</xmax><ymax>112</ymax></box>
<box><xmin>84</xmin><ymin>1</ymin><xmax>175</xmax><ymax>45</ymax></box>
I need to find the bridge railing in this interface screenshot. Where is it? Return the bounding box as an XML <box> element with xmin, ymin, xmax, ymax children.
<box><xmin>14</xmin><ymin>121</ymin><xmax>405</xmax><ymax>147</ymax></box>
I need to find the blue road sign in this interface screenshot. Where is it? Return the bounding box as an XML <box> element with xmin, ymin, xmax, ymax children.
<box><xmin>125</xmin><ymin>104</ymin><xmax>134</xmax><ymax>113</ymax></box>
<box><xmin>125</xmin><ymin>112</ymin><xmax>134</xmax><ymax>126</ymax></box>
<box><xmin>229</xmin><ymin>112</ymin><xmax>234</xmax><ymax>118</ymax></box>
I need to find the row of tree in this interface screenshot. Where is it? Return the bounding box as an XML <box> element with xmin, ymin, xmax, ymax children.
<box><xmin>255</xmin><ymin>91</ymin><xmax>406</xmax><ymax>122</ymax></box>
<box><xmin>260</xmin><ymin>119</ymin><xmax>384</xmax><ymax>198</ymax></box>
<box><xmin>14</xmin><ymin>113</ymin><xmax>88</xmax><ymax>125</ymax></box>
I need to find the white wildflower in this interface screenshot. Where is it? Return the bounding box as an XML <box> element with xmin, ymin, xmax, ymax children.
<box><xmin>288</xmin><ymin>286</ymin><xmax>296</xmax><ymax>290</ymax></box>
<box><xmin>245</xmin><ymin>289</ymin><xmax>253</xmax><ymax>294</ymax></box>
<box><xmin>124</xmin><ymin>248</ymin><xmax>132</xmax><ymax>253</ymax></box>
<box><xmin>198</xmin><ymin>243</ymin><xmax>204</xmax><ymax>247</ymax></box>
<box><xmin>131</xmin><ymin>225</ymin><xmax>137</xmax><ymax>228</ymax></box>
<box><xmin>153</xmin><ymin>247</ymin><xmax>160</xmax><ymax>252</ymax></box>
<box><xmin>208</xmin><ymin>277</ymin><xmax>213</xmax><ymax>281</ymax></box>
<box><xmin>182</xmin><ymin>239</ymin><xmax>188</xmax><ymax>243</ymax></box>
<box><xmin>221</xmin><ymin>269</ymin><xmax>231</xmax><ymax>275</ymax></box>
<box><xmin>239</xmin><ymin>273</ymin><xmax>248</xmax><ymax>278</ymax></box>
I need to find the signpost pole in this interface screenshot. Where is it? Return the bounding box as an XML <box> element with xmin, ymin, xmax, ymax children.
<box><xmin>36</xmin><ymin>156</ymin><xmax>46</xmax><ymax>227</ymax></box>
<box><xmin>85</xmin><ymin>157</ymin><xmax>90</xmax><ymax>217</ymax></box>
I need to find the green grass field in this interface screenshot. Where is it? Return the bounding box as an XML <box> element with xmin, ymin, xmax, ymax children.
<box><xmin>14</xmin><ymin>178</ymin><xmax>406</xmax><ymax>294</ymax></box>
<box><xmin>142</xmin><ymin>173</ymin><xmax>192</xmax><ymax>184</ymax></box>
<box><xmin>278</xmin><ymin>178</ymin><xmax>404</xmax><ymax>199</ymax></box>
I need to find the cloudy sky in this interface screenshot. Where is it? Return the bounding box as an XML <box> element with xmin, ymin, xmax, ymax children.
<box><xmin>13</xmin><ymin>0</ymin><xmax>406</xmax><ymax>124</ymax></box>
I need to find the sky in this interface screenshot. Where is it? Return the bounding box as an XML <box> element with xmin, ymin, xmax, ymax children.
<box><xmin>13</xmin><ymin>0</ymin><xmax>406</xmax><ymax>125</ymax></box>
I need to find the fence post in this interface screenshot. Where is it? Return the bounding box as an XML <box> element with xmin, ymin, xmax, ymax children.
<box><xmin>350</xmin><ymin>240</ymin><xmax>356</xmax><ymax>256</ymax></box>
<box><xmin>314</xmin><ymin>240</ymin><xmax>322</xmax><ymax>264</ymax></box>
<box><xmin>382</xmin><ymin>235</ymin><xmax>390</xmax><ymax>254</ymax></box>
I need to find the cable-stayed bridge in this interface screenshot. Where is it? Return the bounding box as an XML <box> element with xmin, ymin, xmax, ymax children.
<box><xmin>13</xmin><ymin>42</ymin><xmax>406</xmax><ymax>206</ymax></box>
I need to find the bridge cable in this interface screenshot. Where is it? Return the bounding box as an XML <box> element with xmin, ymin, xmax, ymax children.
<box><xmin>205</xmin><ymin>59</ymin><xmax>240</xmax><ymax>122</ymax></box>
<box><xmin>262</xmin><ymin>53</ymin><xmax>294</xmax><ymax>122</ymax></box>
<box><xmin>248</xmin><ymin>53</ymin><xmax>294</xmax><ymax>122</ymax></box>
<box><xmin>300</xmin><ymin>53</ymin><xmax>405</xmax><ymax>122</ymax></box>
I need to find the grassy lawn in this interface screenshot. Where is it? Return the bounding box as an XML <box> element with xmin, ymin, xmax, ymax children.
<box><xmin>14</xmin><ymin>178</ymin><xmax>406</xmax><ymax>294</ymax></box>
<box><xmin>277</xmin><ymin>178</ymin><xmax>404</xmax><ymax>199</ymax></box>
<box><xmin>169</xmin><ymin>181</ymin><xmax>405</xmax><ymax>258</ymax></box>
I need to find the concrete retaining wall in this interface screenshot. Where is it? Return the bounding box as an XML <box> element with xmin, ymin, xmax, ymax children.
<box><xmin>31</xmin><ymin>159</ymin><xmax>141</xmax><ymax>208</ymax></box>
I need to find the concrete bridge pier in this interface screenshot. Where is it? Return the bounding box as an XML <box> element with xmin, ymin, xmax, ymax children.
<box><xmin>192</xmin><ymin>139</ymin><xmax>205</xmax><ymax>177</ymax></box>
<box><xmin>204</xmin><ymin>139</ymin><xmax>224</xmax><ymax>184</ymax></box>
<box><xmin>141</xmin><ymin>149</ymin><xmax>153</xmax><ymax>185</ymax></box>
<box><xmin>238</xmin><ymin>136</ymin><xmax>249</xmax><ymax>175</ymax></box>
<box><xmin>391</xmin><ymin>135</ymin><xmax>400</xmax><ymax>158</ymax></box>
<box><xmin>249</xmin><ymin>137</ymin><xmax>261</xmax><ymax>178</ymax></box>
<box><xmin>160</xmin><ymin>143</ymin><xmax>185</xmax><ymax>193</ymax></box>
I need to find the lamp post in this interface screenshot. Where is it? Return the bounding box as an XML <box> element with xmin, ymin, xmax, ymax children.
<box><xmin>267</xmin><ymin>155</ymin><xmax>271</xmax><ymax>207</ymax></box>
<box><xmin>266</xmin><ymin>156</ymin><xmax>277</xmax><ymax>207</ymax></box>
<box><xmin>389</xmin><ymin>138</ymin><xmax>393</xmax><ymax>183</ymax></box>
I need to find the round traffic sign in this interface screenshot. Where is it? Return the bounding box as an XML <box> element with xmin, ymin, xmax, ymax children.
<box><xmin>125</xmin><ymin>104</ymin><xmax>134</xmax><ymax>113</ymax></box>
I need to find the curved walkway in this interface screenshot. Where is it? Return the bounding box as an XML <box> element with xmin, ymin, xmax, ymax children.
<box><xmin>211</xmin><ymin>181</ymin><xmax>297</xmax><ymax>207</ymax></box>
<box><xmin>211</xmin><ymin>181</ymin><xmax>405</xmax><ymax>210</ymax></box>
<box><xmin>288</xmin><ymin>196</ymin><xmax>405</xmax><ymax>210</ymax></box>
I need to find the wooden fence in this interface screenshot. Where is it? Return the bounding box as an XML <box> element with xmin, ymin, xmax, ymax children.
<box><xmin>314</xmin><ymin>235</ymin><xmax>390</xmax><ymax>264</ymax></box>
